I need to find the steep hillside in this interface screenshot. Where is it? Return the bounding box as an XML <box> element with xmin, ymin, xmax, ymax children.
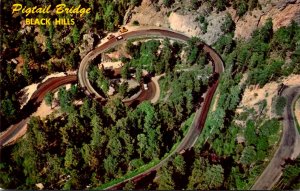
<box><xmin>127</xmin><ymin>0</ymin><xmax>300</xmax><ymax>43</ymax></box>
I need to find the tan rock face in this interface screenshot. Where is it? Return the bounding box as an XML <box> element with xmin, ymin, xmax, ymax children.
<box><xmin>35</xmin><ymin>183</ymin><xmax>44</xmax><ymax>190</ymax></box>
<box><xmin>234</xmin><ymin>0</ymin><xmax>300</xmax><ymax>39</ymax></box>
<box><xmin>259</xmin><ymin>3</ymin><xmax>300</xmax><ymax>30</ymax></box>
<box><xmin>239</xmin><ymin>74</ymin><xmax>300</xmax><ymax>118</ymax></box>
<box><xmin>130</xmin><ymin>0</ymin><xmax>299</xmax><ymax>43</ymax></box>
<box><xmin>168</xmin><ymin>12</ymin><xmax>201</xmax><ymax>37</ymax></box>
<box><xmin>130</xmin><ymin>0</ymin><xmax>169</xmax><ymax>27</ymax></box>
<box><xmin>232</xmin><ymin>8</ymin><xmax>263</xmax><ymax>40</ymax></box>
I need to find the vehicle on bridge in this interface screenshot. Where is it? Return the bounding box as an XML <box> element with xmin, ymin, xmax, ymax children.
<box><xmin>179</xmin><ymin>149</ymin><xmax>186</xmax><ymax>154</ymax></box>
<box><xmin>116</xmin><ymin>36</ymin><xmax>123</xmax><ymax>40</ymax></box>
<box><xmin>143</xmin><ymin>83</ymin><xmax>148</xmax><ymax>90</ymax></box>
<box><xmin>107</xmin><ymin>34</ymin><xmax>115</xmax><ymax>40</ymax></box>
<box><xmin>119</xmin><ymin>26</ymin><xmax>128</xmax><ymax>33</ymax></box>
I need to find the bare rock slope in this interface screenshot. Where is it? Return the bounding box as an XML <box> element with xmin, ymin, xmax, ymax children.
<box><xmin>128</xmin><ymin>0</ymin><xmax>300</xmax><ymax>43</ymax></box>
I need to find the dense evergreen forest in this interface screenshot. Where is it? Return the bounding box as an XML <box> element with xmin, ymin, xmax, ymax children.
<box><xmin>0</xmin><ymin>0</ymin><xmax>141</xmax><ymax>129</ymax></box>
<box><xmin>0</xmin><ymin>36</ymin><xmax>213</xmax><ymax>189</ymax></box>
<box><xmin>143</xmin><ymin>16</ymin><xmax>300</xmax><ymax>190</ymax></box>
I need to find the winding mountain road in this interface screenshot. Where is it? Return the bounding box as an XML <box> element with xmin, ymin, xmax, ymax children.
<box><xmin>251</xmin><ymin>86</ymin><xmax>300</xmax><ymax>190</ymax></box>
<box><xmin>79</xmin><ymin>28</ymin><xmax>225</xmax><ymax>157</ymax></box>
<box><xmin>2</xmin><ymin>27</ymin><xmax>296</xmax><ymax>190</ymax></box>
<box><xmin>78</xmin><ymin>28</ymin><xmax>225</xmax><ymax>100</ymax></box>
<box><xmin>76</xmin><ymin>28</ymin><xmax>224</xmax><ymax>190</ymax></box>
<box><xmin>1</xmin><ymin>27</ymin><xmax>226</xmax><ymax>190</ymax></box>
<box><xmin>0</xmin><ymin>75</ymin><xmax>77</xmax><ymax>148</ymax></box>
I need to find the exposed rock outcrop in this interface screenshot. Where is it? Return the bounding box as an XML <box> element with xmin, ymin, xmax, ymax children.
<box><xmin>277</xmin><ymin>0</ymin><xmax>298</xmax><ymax>10</ymax></box>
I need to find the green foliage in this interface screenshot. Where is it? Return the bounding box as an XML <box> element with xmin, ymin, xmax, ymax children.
<box><xmin>155</xmin><ymin>165</ymin><xmax>175</xmax><ymax>189</ymax></box>
<box><xmin>198</xmin><ymin>15</ymin><xmax>205</xmax><ymax>23</ymax></box>
<box><xmin>80</xmin><ymin>144</ymin><xmax>91</xmax><ymax>164</ymax></box>
<box><xmin>280</xmin><ymin>158</ymin><xmax>300</xmax><ymax>189</ymax></box>
<box><xmin>121</xmin><ymin>64</ymin><xmax>130</xmax><ymax>79</ymax></box>
<box><xmin>187</xmin><ymin>157</ymin><xmax>206</xmax><ymax>189</ymax></box>
<box><xmin>240</xmin><ymin>146</ymin><xmax>256</xmax><ymax>165</ymax></box>
<box><xmin>188</xmin><ymin>157</ymin><xmax>224</xmax><ymax>189</ymax></box>
<box><xmin>191</xmin><ymin>0</ymin><xmax>200</xmax><ymax>10</ymax></box>
<box><xmin>46</xmin><ymin>37</ymin><xmax>54</xmax><ymax>55</ymax></box>
<box><xmin>252</xmin><ymin>18</ymin><xmax>273</xmax><ymax>43</ymax></box>
<box><xmin>215</xmin><ymin>33</ymin><xmax>234</xmax><ymax>55</ymax></box>
<box><xmin>201</xmin><ymin>20</ymin><xmax>209</xmax><ymax>34</ymax></box>
<box><xmin>64</xmin><ymin>148</ymin><xmax>74</xmax><ymax>169</ymax></box>
<box><xmin>135</xmin><ymin>67</ymin><xmax>142</xmax><ymax>83</ymax></box>
<box><xmin>72</xmin><ymin>25</ymin><xmax>80</xmax><ymax>44</ymax></box>
<box><xmin>129</xmin><ymin>158</ymin><xmax>144</xmax><ymax>170</ymax></box>
<box><xmin>216</xmin><ymin>0</ymin><xmax>226</xmax><ymax>12</ymax></box>
<box><xmin>88</xmin><ymin>65</ymin><xmax>100</xmax><ymax>82</ymax></box>
<box><xmin>90</xmin><ymin>121</ymin><xmax>102</xmax><ymax>147</ymax></box>
<box><xmin>259</xmin><ymin>119</ymin><xmax>280</xmax><ymax>137</ymax></box>
<box><xmin>275</xmin><ymin>96</ymin><xmax>287</xmax><ymax>116</ymax></box>
<box><xmin>221</xmin><ymin>13</ymin><xmax>235</xmax><ymax>33</ymax></box>
<box><xmin>248</xmin><ymin>59</ymin><xmax>284</xmax><ymax>86</ymax></box>
<box><xmin>88</xmin><ymin>64</ymin><xmax>111</xmax><ymax>95</ymax></box>
<box><xmin>118</xmin><ymin>82</ymin><xmax>129</xmax><ymax>97</ymax></box>
<box><xmin>58</xmin><ymin>87</ymin><xmax>72</xmax><ymax>113</ymax></box>
<box><xmin>186</xmin><ymin>37</ymin><xmax>204</xmax><ymax>65</ymax></box>
<box><xmin>130</xmin><ymin>0</ymin><xmax>142</xmax><ymax>6</ymax></box>
<box><xmin>44</xmin><ymin>92</ymin><xmax>54</xmax><ymax>108</ymax></box>
<box><xmin>236</xmin><ymin>0</ymin><xmax>248</xmax><ymax>17</ymax></box>
<box><xmin>205</xmin><ymin>164</ymin><xmax>224</xmax><ymax>189</ymax></box>
<box><xmin>103</xmin><ymin>156</ymin><xmax>118</xmax><ymax>176</ymax></box>
<box><xmin>163</xmin><ymin>0</ymin><xmax>174</xmax><ymax>8</ymax></box>
<box><xmin>22</xmin><ymin>62</ymin><xmax>32</xmax><ymax>83</ymax></box>
<box><xmin>271</xmin><ymin>22</ymin><xmax>299</xmax><ymax>57</ymax></box>
<box><xmin>102</xmin><ymin>3</ymin><xmax>119</xmax><ymax>31</ymax></box>
<box><xmin>49</xmin><ymin>23</ymin><xmax>55</xmax><ymax>39</ymax></box>
<box><xmin>123</xmin><ymin>181</ymin><xmax>135</xmax><ymax>190</ymax></box>
<box><xmin>132</xmin><ymin>20</ymin><xmax>139</xmax><ymax>26</ymax></box>
<box><xmin>138</xmin><ymin>40</ymin><xmax>160</xmax><ymax>72</ymax></box>
<box><xmin>1</xmin><ymin>98</ymin><xmax>17</xmax><ymax>118</ymax></box>
<box><xmin>128</xmin><ymin>39</ymin><xmax>182</xmax><ymax>75</ymax></box>
<box><xmin>244</xmin><ymin>120</ymin><xmax>257</xmax><ymax>146</ymax></box>
<box><xmin>256</xmin><ymin>136</ymin><xmax>268</xmax><ymax>152</ymax></box>
<box><xmin>173</xmin><ymin>155</ymin><xmax>186</xmax><ymax>175</ymax></box>
<box><xmin>249</xmin><ymin>0</ymin><xmax>259</xmax><ymax>10</ymax></box>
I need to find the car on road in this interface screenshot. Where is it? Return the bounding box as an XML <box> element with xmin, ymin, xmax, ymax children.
<box><xmin>119</xmin><ymin>26</ymin><xmax>128</xmax><ymax>33</ymax></box>
<box><xmin>143</xmin><ymin>84</ymin><xmax>148</xmax><ymax>90</ymax></box>
<box><xmin>116</xmin><ymin>36</ymin><xmax>123</xmax><ymax>40</ymax></box>
<box><xmin>107</xmin><ymin>34</ymin><xmax>115</xmax><ymax>40</ymax></box>
<box><xmin>179</xmin><ymin>149</ymin><xmax>186</xmax><ymax>154</ymax></box>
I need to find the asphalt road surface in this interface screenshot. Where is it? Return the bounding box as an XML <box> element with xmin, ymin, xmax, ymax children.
<box><xmin>1</xmin><ymin>28</ymin><xmax>225</xmax><ymax>189</ymax></box>
<box><xmin>251</xmin><ymin>86</ymin><xmax>300</xmax><ymax>190</ymax></box>
<box><xmin>79</xmin><ymin>28</ymin><xmax>224</xmax><ymax>190</ymax></box>
<box><xmin>0</xmin><ymin>75</ymin><xmax>77</xmax><ymax>148</ymax></box>
<box><xmin>1</xmin><ymin>27</ymin><xmax>298</xmax><ymax>190</ymax></box>
<box><xmin>78</xmin><ymin>28</ymin><xmax>224</xmax><ymax>101</ymax></box>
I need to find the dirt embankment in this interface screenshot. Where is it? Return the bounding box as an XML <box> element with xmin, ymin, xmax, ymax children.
<box><xmin>237</xmin><ymin>75</ymin><xmax>300</xmax><ymax>118</ymax></box>
<box><xmin>18</xmin><ymin>72</ymin><xmax>68</xmax><ymax>108</ymax></box>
